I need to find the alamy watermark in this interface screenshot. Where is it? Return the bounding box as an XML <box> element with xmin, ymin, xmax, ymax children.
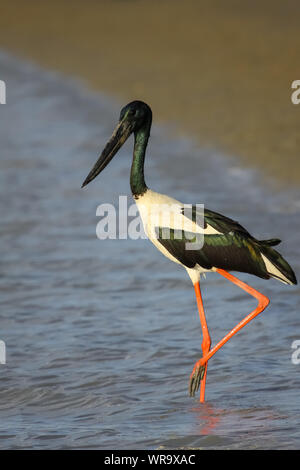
<box><xmin>291</xmin><ymin>340</ymin><xmax>300</xmax><ymax>365</ymax></box>
<box><xmin>95</xmin><ymin>196</ymin><xmax>204</xmax><ymax>250</ymax></box>
<box><xmin>0</xmin><ymin>80</ymin><xmax>6</xmax><ymax>104</ymax></box>
<box><xmin>0</xmin><ymin>340</ymin><xmax>6</xmax><ymax>364</ymax></box>
<box><xmin>291</xmin><ymin>80</ymin><xmax>300</xmax><ymax>105</ymax></box>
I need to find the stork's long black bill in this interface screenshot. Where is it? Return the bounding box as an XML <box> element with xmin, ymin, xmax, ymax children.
<box><xmin>81</xmin><ymin>119</ymin><xmax>133</xmax><ymax>188</ymax></box>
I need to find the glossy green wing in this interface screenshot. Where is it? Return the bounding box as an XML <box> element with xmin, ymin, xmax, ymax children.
<box><xmin>155</xmin><ymin>226</ymin><xmax>269</xmax><ymax>278</ymax></box>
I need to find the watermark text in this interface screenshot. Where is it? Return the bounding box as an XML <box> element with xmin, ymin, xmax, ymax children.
<box><xmin>0</xmin><ymin>80</ymin><xmax>6</xmax><ymax>104</ymax></box>
<box><xmin>95</xmin><ymin>196</ymin><xmax>204</xmax><ymax>250</ymax></box>
<box><xmin>291</xmin><ymin>80</ymin><xmax>300</xmax><ymax>104</ymax></box>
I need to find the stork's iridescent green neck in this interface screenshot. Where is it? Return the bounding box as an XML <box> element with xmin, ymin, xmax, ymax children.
<box><xmin>130</xmin><ymin>116</ymin><xmax>151</xmax><ymax>198</ymax></box>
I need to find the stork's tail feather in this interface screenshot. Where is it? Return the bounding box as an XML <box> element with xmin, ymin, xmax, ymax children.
<box><xmin>259</xmin><ymin>238</ymin><xmax>281</xmax><ymax>247</ymax></box>
<box><xmin>259</xmin><ymin>243</ymin><xmax>297</xmax><ymax>285</ymax></box>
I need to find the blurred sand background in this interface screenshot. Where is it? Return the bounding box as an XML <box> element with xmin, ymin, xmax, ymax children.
<box><xmin>0</xmin><ymin>0</ymin><xmax>299</xmax><ymax>185</ymax></box>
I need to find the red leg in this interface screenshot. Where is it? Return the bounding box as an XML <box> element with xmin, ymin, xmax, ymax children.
<box><xmin>193</xmin><ymin>282</ymin><xmax>211</xmax><ymax>402</ymax></box>
<box><xmin>190</xmin><ymin>269</ymin><xmax>270</xmax><ymax>400</ymax></box>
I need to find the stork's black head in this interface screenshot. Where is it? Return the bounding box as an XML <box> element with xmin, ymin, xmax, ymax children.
<box><xmin>119</xmin><ymin>100</ymin><xmax>152</xmax><ymax>133</ymax></box>
<box><xmin>81</xmin><ymin>101</ymin><xmax>152</xmax><ymax>188</ymax></box>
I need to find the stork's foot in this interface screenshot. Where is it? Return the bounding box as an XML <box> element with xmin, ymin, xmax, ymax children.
<box><xmin>189</xmin><ymin>363</ymin><xmax>206</xmax><ymax>397</ymax></box>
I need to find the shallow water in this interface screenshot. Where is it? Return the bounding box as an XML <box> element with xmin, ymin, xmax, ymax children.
<box><xmin>0</xmin><ymin>51</ymin><xmax>300</xmax><ymax>449</ymax></box>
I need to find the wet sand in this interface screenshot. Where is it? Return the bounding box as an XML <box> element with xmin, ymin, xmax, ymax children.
<box><xmin>0</xmin><ymin>0</ymin><xmax>300</xmax><ymax>184</ymax></box>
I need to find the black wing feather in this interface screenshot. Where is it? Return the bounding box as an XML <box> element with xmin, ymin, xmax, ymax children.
<box><xmin>155</xmin><ymin>226</ymin><xmax>269</xmax><ymax>279</ymax></box>
<box><xmin>155</xmin><ymin>206</ymin><xmax>295</xmax><ymax>282</ymax></box>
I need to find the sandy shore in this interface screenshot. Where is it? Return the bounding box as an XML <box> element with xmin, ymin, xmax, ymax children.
<box><xmin>0</xmin><ymin>0</ymin><xmax>300</xmax><ymax>185</ymax></box>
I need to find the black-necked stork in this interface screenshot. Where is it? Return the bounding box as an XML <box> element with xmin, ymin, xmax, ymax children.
<box><xmin>82</xmin><ymin>101</ymin><xmax>297</xmax><ymax>402</ymax></box>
